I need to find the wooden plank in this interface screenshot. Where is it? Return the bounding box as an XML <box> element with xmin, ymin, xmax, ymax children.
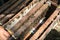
<box><xmin>3</xmin><ymin>0</ymin><xmax>37</xmax><ymax>26</ymax></box>
<box><xmin>30</xmin><ymin>5</ymin><xmax>60</xmax><ymax>40</ymax></box>
<box><xmin>4</xmin><ymin>0</ymin><xmax>42</xmax><ymax>32</ymax></box>
<box><xmin>0</xmin><ymin>0</ymin><xmax>30</xmax><ymax>25</ymax></box>
<box><xmin>23</xmin><ymin>17</ymin><xmax>45</xmax><ymax>40</ymax></box>
<box><xmin>2</xmin><ymin>0</ymin><xmax>41</xmax><ymax>39</ymax></box>
<box><xmin>0</xmin><ymin>0</ymin><xmax>25</xmax><ymax>20</ymax></box>
<box><xmin>0</xmin><ymin>0</ymin><xmax>17</xmax><ymax>13</ymax></box>
<box><xmin>10</xmin><ymin>0</ymin><xmax>47</xmax><ymax>32</ymax></box>
<box><xmin>38</xmin><ymin>15</ymin><xmax>60</xmax><ymax>40</ymax></box>
<box><xmin>10</xmin><ymin>1</ymin><xmax>49</xmax><ymax>39</ymax></box>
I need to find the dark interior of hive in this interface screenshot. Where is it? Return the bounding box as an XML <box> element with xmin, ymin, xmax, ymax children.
<box><xmin>0</xmin><ymin>0</ymin><xmax>9</xmax><ymax>6</ymax></box>
<box><xmin>0</xmin><ymin>0</ymin><xmax>60</xmax><ymax>40</ymax></box>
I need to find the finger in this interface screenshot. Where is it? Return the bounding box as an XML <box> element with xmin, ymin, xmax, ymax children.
<box><xmin>0</xmin><ymin>37</ymin><xmax>2</xmax><ymax>40</ymax></box>
<box><xmin>0</xmin><ymin>28</ymin><xmax>10</xmax><ymax>39</ymax></box>
<box><xmin>0</xmin><ymin>26</ymin><xmax>10</xmax><ymax>37</ymax></box>
<box><xmin>0</xmin><ymin>33</ymin><xmax>7</xmax><ymax>40</ymax></box>
<box><xmin>3</xmin><ymin>33</ymin><xmax>10</xmax><ymax>39</ymax></box>
<box><xmin>3</xmin><ymin>30</ymin><xmax>10</xmax><ymax>38</ymax></box>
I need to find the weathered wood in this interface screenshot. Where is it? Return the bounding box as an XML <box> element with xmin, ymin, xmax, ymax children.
<box><xmin>3</xmin><ymin>0</ymin><xmax>38</xmax><ymax>27</ymax></box>
<box><xmin>3</xmin><ymin>0</ymin><xmax>41</xmax><ymax>32</ymax></box>
<box><xmin>38</xmin><ymin>15</ymin><xmax>60</xmax><ymax>40</ymax></box>
<box><xmin>0</xmin><ymin>0</ymin><xmax>17</xmax><ymax>13</ymax></box>
<box><xmin>0</xmin><ymin>0</ymin><xmax>26</xmax><ymax>20</ymax></box>
<box><xmin>23</xmin><ymin>0</ymin><xmax>48</xmax><ymax>39</ymax></box>
<box><xmin>10</xmin><ymin>0</ymin><xmax>46</xmax><ymax>32</ymax></box>
<box><xmin>12</xmin><ymin>1</ymin><xmax>50</xmax><ymax>40</ymax></box>
<box><xmin>0</xmin><ymin>0</ymin><xmax>30</xmax><ymax>25</ymax></box>
<box><xmin>30</xmin><ymin>6</ymin><xmax>60</xmax><ymax>40</ymax></box>
<box><xmin>23</xmin><ymin>17</ymin><xmax>45</xmax><ymax>40</ymax></box>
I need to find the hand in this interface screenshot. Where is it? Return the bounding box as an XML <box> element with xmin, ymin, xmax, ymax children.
<box><xmin>0</xmin><ymin>26</ymin><xmax>10</xmax><ymax>40</ymax></box>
